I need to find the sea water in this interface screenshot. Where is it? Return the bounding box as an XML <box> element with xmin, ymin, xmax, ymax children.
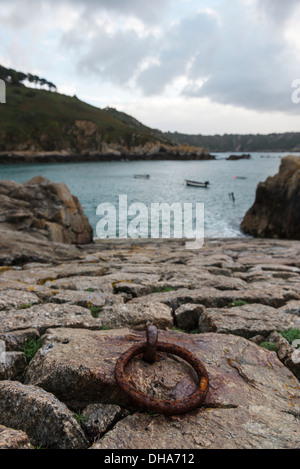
<box><xmin>0</xmin><ymin>152</ymin><xmax>299</xmax><ymax>239</ymax></box>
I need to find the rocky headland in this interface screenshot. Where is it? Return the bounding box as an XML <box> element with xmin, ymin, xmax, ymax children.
<box><xmin>0</xmin><ymin>142</ymin><xmax>214</xmax><ymax>164</ymax></box>
<box><xmin>226</xmin><ymin>154</ymin><xmax>251</xmax><ymax>160</ymax></box>
<box><xmin>0</xmin><ymin>175</ymin><xmax>299</xmax><ymax>449</ymax></box>
<box><xmin>241</xmin><ymin>155</ymin><xmax>300</xmax><ymax>240</ymax></box>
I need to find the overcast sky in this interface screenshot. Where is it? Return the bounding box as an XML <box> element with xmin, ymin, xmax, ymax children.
<box><xmin>0</xmin><ymin>0</ymin><xmax>299</xmax><ymax>134</ymax></box>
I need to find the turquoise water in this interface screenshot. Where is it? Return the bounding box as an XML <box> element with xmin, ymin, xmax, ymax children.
<box><xmin>0</xmin><ymin>153</ymin><xmax>299</xmax><ymax>238</ymax></box>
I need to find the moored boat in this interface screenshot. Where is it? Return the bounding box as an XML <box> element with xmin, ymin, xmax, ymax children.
<box><xmin>185</xmin><ymin>179</ymin><xmax>209</xmax><ymax>187</ymax></box>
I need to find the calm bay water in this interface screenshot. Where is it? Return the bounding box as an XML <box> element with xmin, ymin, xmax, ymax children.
<box><xmin>1</xmin><ymin>152</ymin><xmax>299</xmax><ymax>239</ymax></box>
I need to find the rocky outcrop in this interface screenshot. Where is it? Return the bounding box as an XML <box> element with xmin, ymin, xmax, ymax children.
<box><xmin>0</xmin><ymin>176</ymin><xmax>93</xmax><ymax>245</ymax></box>
<box><xmin>0</xmin><ymin>143</ymin><xmax>215</xmax><ymax>163</ymax></box>
<box><xmin>0</xmin><ymin>228</ymin><xmax>83</xmax><ymax>265</ymax></box>
<box><xmin>0</xmin><ymin>238</ymin><xmax>299</xmax><ymax>449</ymax></box>
<box><xmin>226</xmin><ymin>154</ymin><xmax>251</xmax><ymax>160</ymax></box>
<box><xmin>0</xmin><ymin>176</ymin><xmax>94</xmax><ymax>265</ymax></box>
<box><xmin>241</xmin><ymin>155</ymin><xmax>300</xmax><ymax>239</ymax></box>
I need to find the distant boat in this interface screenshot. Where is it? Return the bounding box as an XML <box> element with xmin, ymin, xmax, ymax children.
<box><xmin>134</xmin><ymin>174</ymin><xmax>150</xmax><ymax>179</ymax></box>
<box><xmin>185</xmin><ymin>179</ymin><xmax>209</xmax><ymax>188</ymax></box>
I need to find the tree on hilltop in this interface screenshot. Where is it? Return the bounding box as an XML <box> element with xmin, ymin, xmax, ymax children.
<box><xmin>47</xmin><ymin>81</ymin><xmax>57</xmax><ymax>92</ymax></box>
<box><xmin>0</xmin><ymin>64</ymin><xmax>57</xmax><ymax>91</ymax></box>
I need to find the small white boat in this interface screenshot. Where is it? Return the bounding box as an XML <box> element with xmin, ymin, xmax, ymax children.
<box><xmin>185</xmin><ymin>179</ymin><xmax>209</xmax><ymax>188</ymax></box>
<box><xmin>134</xmin><ymin>174</ymin><xmax>150</xmax><ymax>179</ymax></box>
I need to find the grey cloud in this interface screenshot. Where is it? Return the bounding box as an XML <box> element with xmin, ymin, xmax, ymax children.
<box><xmin>180</xmin><ymin>3</ymin><xmax>300</xmax><ymax>114</ymax></box>
<box><xmin>81</xmin><ymin>0</ymin><xmax>171</xmax><ymax>23</ymax></box>
<box><xmin>1</xmin><ymin>0</ymin><xmax>298</xmax><ymax>116</ymax></box>
<box><xmin>258</xmin><ymin>0</ymin><xmax>299</xmax><ymax>23</ymax></box>
<box><xmin>64</xmin><ymin>9</ymin><xmax>219</xmax><ymax>95</ymax></box>
<box><xmin>0</xmin><ymin>0</ymin><xmax>46</xmax><ymax>29</ymax></box>
<box><xmin>185</xmin><ymin>70</ymin><xmax>297</xmax><ymax>114</ymax></box>
<box><xmin>136</xmin><ymin>11</ymin><xmax>219</xmax><ymax>95</ymax></box>
<box><xmin>0</xmin><ymin>0</ymin><xmax>170</xmax><ymax>25</ymax></box>
<box><xmin>75</xmin><ymin>29</ymin><xmax>153</xmax><ymax>86</ymax></box>
<box><xmin>63</xmin><ymin>2</ymin><xmax>299</xmax><ymax>115</ymax></box>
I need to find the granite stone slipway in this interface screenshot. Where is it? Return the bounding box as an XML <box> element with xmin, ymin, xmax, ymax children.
<box><xmin>0</xmin><ymin>237</ymin><xmax>299</xmax><ymax>448</ymax></box>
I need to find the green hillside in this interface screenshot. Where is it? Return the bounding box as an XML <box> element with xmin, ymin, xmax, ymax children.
<box><xmin>1</xmin><ymin>65</ymin><xmax>298</xmax><ymax>156</ymax></box>
<box><xmin>0</xmin><ymin>81</ymin><xmax>164</xmax><ymax>153</ymax></box>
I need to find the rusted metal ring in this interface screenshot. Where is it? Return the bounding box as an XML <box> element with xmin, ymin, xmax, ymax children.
<box><xmin>115</xmin><ymin>340</ymin><xmax>209</xmax><ymax>416</ymax></box>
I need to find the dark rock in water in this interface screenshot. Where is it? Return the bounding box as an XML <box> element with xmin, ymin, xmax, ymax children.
<box><xmin>241</xmin><ymin>155</ymin><xmax>300</xmax><ymax>239</ymax></box>
<box><xmin>226</xmin><ymin>154</ymin><xmax>251</xmax><ymax>160</ymax></box>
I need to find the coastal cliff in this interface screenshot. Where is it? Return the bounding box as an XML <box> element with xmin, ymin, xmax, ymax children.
<box><xmin>241</xmin><ymin>155</ymin><xmax>300</xmax><ymax>240</ymax></box>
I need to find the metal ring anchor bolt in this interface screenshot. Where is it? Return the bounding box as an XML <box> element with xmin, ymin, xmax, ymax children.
<box><xmin>114</xmin><ymin>325</ymin><xmax>209</xmax><ymax>416</ymax></box>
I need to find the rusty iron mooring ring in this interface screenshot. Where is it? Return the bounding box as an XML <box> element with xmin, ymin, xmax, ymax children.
<box><xmin>114</xmin><ymin>327</ymin><xmax>209</xmax><ymax>416</ymax></box>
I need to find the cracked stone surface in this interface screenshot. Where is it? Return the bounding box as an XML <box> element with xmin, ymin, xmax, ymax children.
<box><xmin>0</xmin><ymin>237</ymin><xmax>300</xmax><ymax>449</ymax></box>
<box><xmin>91</xmin><ymin>405</ymin><xmax>300</xmax><ymax>449</ymax></box>
<box><xmin>24</xmin><ymin>328</ymin><xmax>300</xmax><ymax>412</ymax></box>
<box><xmin>0</xmin><ymin>289</ymin><xmax>41</xmax><ymax>311</ymax></box>
<box><xmin>198</xmin><ymin>303</ymin><xmax>300</xmax><ymax>338</ymax></box>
